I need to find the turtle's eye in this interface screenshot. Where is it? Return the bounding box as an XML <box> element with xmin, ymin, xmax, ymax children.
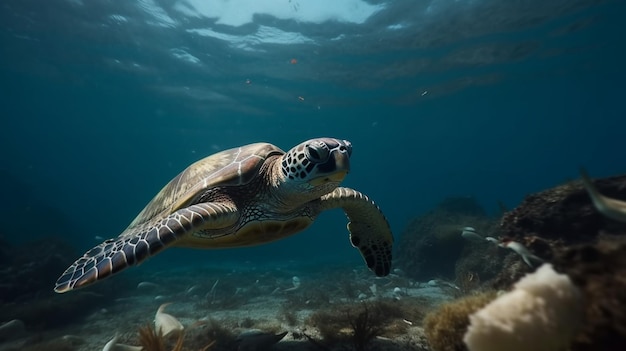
<box><xmin>305</xmin><ymin>142</ymin><xmax>330</xmax><ymax>163</ymax></box>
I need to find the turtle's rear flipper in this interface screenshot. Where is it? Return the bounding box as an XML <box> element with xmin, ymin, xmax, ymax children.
<box><xmin>54</xmin><ymin>202</ymin><xmax>238</xmax><ymax>293</ymax></box>
<box><xmin>320</xmin><ymin>187</ymin><xmax>393</xmax><ymax>277</ymax></box>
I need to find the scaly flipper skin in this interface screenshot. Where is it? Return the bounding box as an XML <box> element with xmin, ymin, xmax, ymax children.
<box><xmin>319</xmin><ymin>187</ymin><xmax>393</xmax><ymax>276</ymax></box>
<box><xmin>54</xmin><ymin>202</ymin><xmax>239</xmax><ymax>293</ymax></box>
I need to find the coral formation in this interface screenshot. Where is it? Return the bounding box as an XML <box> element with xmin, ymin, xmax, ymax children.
<box><xmin>464</xmin><ymin>264</ymin><xmax>582</xmax><ymax>351</ymax></box>
<box><xmin>423</xmin><ymin>292</ymin><xmax>497</xmax><ymax>351</ymax></box>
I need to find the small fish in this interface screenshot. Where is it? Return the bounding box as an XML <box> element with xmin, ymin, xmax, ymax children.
<box><xmin>485</xmin><ymin>236</ymin><xmax>499</xmax><ymax>244</ymax></box>
<box><xmin>461</xmin><ymin>227</ymin><xmax>484</xmax><ymax>241</ymax></box>
<box><xmin>580</xmin><ymin>167</ymin><xmax>626</xmax><ymax>223</ymax></box>
<box><xmin>500</xmin><ymin>240</ymin><xmax>544</xmax><ymax>268</ymax></box>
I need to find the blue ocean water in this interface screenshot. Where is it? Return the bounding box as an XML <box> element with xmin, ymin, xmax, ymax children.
<box><xmin>0</xmin><ymin>0</ymin><xmax>624</xmax><ymax>275</ymax></box>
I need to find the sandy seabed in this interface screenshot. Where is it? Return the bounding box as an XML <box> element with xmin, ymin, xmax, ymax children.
<box><xmin>0</xmin><ymin>261</ymin><xmax>454</xmax><ymax>351</ymax></box>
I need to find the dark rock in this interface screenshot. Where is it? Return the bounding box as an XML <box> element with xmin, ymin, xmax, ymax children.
<box><xmin>0</xmin><ymin>236</ymin><xmax>132</xmax><ymax>330</ymax></box>
<box><xmin>497</xmin><ymin>173</ymin><xmax>626</xmax><ymax>349</ymax></box>
<box><xmin>500</xmin><ymin>175</ymin><xmax>626</xmax><ymax>244</ymax></box>
<box><xmin>0</xmin><ymin>237</ymin><xmax>77</xmax><ymax>304</ymax></box>
<box><xmin>396</xmin><ymin>196</ymin><xmax>500</xmax><ymax>282</ymax></box>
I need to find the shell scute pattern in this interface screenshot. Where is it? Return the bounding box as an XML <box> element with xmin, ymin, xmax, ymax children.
<box><xmin>126</xmin><ymin>143</ymin><xmax>283</xmax><ymax>234</ymax></box>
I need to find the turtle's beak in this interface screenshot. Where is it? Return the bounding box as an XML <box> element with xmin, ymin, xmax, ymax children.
<box><xmin>333</xmin><ymin>151</ymin><xmax>350</xmax><ymax>175</ymax></box>
<box><xmin>309</xmin><ymin>170</ymin><xmax>348</xmax><ymax>186</ymax></box>
<box><xmin>309</xmin><ymin>151</ymin><xmax>350</xmax><ymax>186</ymax></box>
<box><xmin>328</xmin><ymin>170</ymin><xmax>348</xmax><ymax>182</ymax></box>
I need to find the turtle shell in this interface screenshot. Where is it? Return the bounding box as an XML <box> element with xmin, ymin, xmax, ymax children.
<box><xmin>125</xmin><ymin>142</ymin><xmax>284</xmax><ymax>233</ymax></box>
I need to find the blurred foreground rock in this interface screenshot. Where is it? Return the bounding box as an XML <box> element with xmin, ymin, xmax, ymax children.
<box><xmin>499</xmin><ymin>174</ymin><xmax>626</xmax><ymax>351</ymax></box>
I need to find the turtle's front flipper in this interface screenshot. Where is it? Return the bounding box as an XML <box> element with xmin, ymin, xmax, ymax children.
<box><xmin>54</xmin><ymin>202</ymin><xmax>238</xmax><ymax>293</ymax></box>
<box><xmin>320</xmin><ymin>187</ymin><xmax>393</xmax><ymax>276</ymax></box>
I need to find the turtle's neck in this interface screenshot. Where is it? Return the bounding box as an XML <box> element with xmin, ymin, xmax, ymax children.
<box><xmin>265</xmin><ymin>156</ymin><xmax>315</xmax><ymax>212</ymax></box>
<box><xmin>266</xmin><ymin>156</ymin><xmax>339</xmax><ymax>213</ymax></box>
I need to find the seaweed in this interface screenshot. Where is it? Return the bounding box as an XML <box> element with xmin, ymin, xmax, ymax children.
<box><xmin>306</xmin><ymin>300</ymin><xmax>406</xmax><ymax>350</ymax></box>
<box><xmin>137</xmin><ymin>323</ymin><xmax>186</xmax><ymax>351</ymax></box>
<box><xmin>347</xmin><ymin>303</ymin><xmax>385</xmax><ymax>351</ymax></box>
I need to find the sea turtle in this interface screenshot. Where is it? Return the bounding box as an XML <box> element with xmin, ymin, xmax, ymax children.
<box><xmin>54</xmin><ymin>137</ymin><xmax>393</xmax><ymax>293</ymax></box>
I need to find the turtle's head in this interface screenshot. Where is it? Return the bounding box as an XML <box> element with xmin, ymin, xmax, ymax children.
<box><xmin>276</xmin><ymin>138</ymin><xmax>352</xmax><ymax>201</ymax></box>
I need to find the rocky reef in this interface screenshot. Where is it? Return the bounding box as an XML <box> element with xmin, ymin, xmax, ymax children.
<box><xmin>395</xmin><ymin>196</ymin><xmax>505</xmax><ymax>290</ymax></box>
<box><xmin>498</xmin><ymin>174</ymin><xmax>626</xmax><ymax>351</ymax></box>
<box><xmin>398</xmin><ymin>173</ymin><xmax>626</xmax><ymax>351</ymax></box>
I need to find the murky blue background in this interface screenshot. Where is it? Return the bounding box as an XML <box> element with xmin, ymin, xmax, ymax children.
<box><xmin>1</xmin><ymin>0</ymin><xmax>624</xmax><ymax>271</ymax></box>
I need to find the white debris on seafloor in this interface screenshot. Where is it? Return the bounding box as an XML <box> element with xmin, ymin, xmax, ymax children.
<box><xmin>154</xmin><ymin>303</ymin><xmax>184</xmax><ymax>338</ymax></box>
<box><xmin>283</xmin><ymin>276</ymin><xmax>301</xmax><ymax>292</ymax></box>
<box><xmin>102</xmin><ymin>334</ymin><xmax>142</xmax><ymax>351</ymax></box>
<box><xmin>137</xmin><ymin>281</ymin><xmax>159</xmax><ymax>290</ymax></box>
<box><xmin>369</xmin><ymin>283</ymin><xmax>378</xmax><ymax>296</ymax></box>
